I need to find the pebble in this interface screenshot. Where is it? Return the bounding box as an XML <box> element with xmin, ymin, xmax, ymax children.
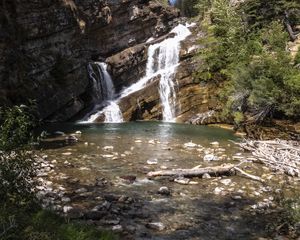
<box><xmin>135</xmin><ymin>140</ymin><xmax>142</xmax><ymax>143</ymax></box>
<box><xmin>101</xmin><ymin>154</ymin><xmax>114</xmax><ymax>158</ymax></box>
<box><xmin>220</xmin><ymin>179</ymin><xmax>232</xmax><ymax>186</ymax></box>
<box><xmin>202</xmin><ymin>173</ymin><xmax>211</xmax><ymax>179</ymax></box>
<box><xmin>174</xmin><ymin>177</ymin><xmax>190</xmax><ymax>185</ymax></box>
<box><xmin>112</xmin><ymin>225</ymin><xmax>123</xmax><ymax>232</ymax></box>
<box><xmin>146</xmin><ymin>222</ymin><xmax>165</xmax><ymax>231</ymax></box>
<box><xmin>231</xmin><ymin>195</ymin><xmax>242</xmax><ymax>200</ymax></box>
<box><xmin>203</xmin><ymin>154</ymin><xmax>218</xmax><ymax>161</ymax></box>
<box><xmin>147</xmin><ymin>158</ymin><xmax>158</xmax><ymax>165</ymax></box>
<box><xmin>210</xmin><ymin>141</ymin><xmax>219</xmax><ymax>147</ymax></box>
<box><xmin>103</xmin><ymin>146</ymin><xmax>114</xmax><ymax>151</ymax></box>
<box><xmin>75</xmin><ymin>188</ymin><xmax>88</xmax><ymax>194</ymax></box>
<box><xmin>183</xmin><ymin>141</ymin><xmax>197</xmax><ymax>148</ymax></box>
<box><xmin>214</xmin><ymin>187</ymin><xmax>224</xmax><ymax>195</ymax></box>
<box><xmin>61</xmin><ymin>197</ymin><xmax>71</xmax><ymax>203</ymax></box>
<box><xmin>158</xmin><ymin>186</ymin><xmax>171</xmax><ymax>196</ymax></box>
<box><xmin>79</xmin><ymin>167</ymin><xmax>91</xmax><ymax>171</ymax></box>
<box><xmin>63</xmin><ymin>206</ymin><xmax>73</xmax><ymax>213</ymax></box>
<box><xmin>62</xmin><ymin>152</ymin><xmax>72</xmax><ymax>156</ymax></box>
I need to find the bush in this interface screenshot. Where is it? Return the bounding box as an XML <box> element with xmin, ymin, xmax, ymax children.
<box><xmin>0</xmin><ymin>151</ymin><xmax>36</xmax><ymax>205</ymax></box>
<box><xmin>0</xmin><ymin>104</ymin><xmax>36</xmax><ymax>151</ymax></box>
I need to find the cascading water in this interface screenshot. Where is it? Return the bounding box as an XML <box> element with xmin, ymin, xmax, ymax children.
<box><xmin>83</xmin><ymin>23</ymin><xmax>191</xmax><ymax>123</ymax></box>
<box><xmin>83</xmin><ymin>62</ymin><xmax>123</xmax><ymax>123</ymax></box>
<box><xmin>88</xmin><ymin>62</ymin><xmax>115</xmax><ymax>101</ymax></box>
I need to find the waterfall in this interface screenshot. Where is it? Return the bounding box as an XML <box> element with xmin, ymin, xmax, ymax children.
<box><xmin>82</xmin><ymin>62</ymin><xmax>123</xmax><ymax>123</ymax></box>
<box><xmin>83</xmin><ymin>23</ymin><xmax>191</xmax><ymax>123</ymax></box>
<box><xmin>87</xmin><ymin>62</ymin><xmax>115</xmax><ymax>101</ymax></box>
<box><xmin>86</xmin><ymin>101</ymin><xmax>123</xmax><ymax>123</ymax></box>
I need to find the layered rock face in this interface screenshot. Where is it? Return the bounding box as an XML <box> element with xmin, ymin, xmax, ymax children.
<box><xmin>0</xmin><ymin>0</ymin><xmax>179</xmax><ymax>120</ymax></box>
<box><xmin>111</xmin><ymin>26</ymin><xmax>223</xmax><ymax>123</ymax></box>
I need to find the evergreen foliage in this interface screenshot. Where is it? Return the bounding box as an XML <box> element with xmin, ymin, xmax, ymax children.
<box><xmin>196</xmin><ymin>0</ymin><xmax>300</xmax><ymax>124</ymax></box>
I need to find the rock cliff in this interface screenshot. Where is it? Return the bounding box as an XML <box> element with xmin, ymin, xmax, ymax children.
<box><xmin>106</xmin><ymin>25</ymin><xmax>223</xmax><ymax>123</ymax></box>
<box><xmin>0</xmin><ymin>0</ymin><xmax>179</xmax><ymax>120</ymax></box>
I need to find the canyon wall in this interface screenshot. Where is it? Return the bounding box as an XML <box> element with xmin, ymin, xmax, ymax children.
<box><xmin>0</xmin><ymin>0</ymin><xmax>179</xmax><ymax>120</ymax></box>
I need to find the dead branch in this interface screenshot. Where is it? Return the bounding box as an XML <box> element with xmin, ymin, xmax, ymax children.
<box><xmin>234</xmin><ymin>167</ymin><xmax>265</xmax><ymax>183</ymax></box>
<box><xmin>235</xmin><ymin>139</ymin><xmax>300</xmax><ymax>177</ymax></box>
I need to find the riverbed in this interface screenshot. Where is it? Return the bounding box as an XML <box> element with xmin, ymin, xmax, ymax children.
<box><xmin>37</xmin><ymin>122</ymin><xmax>299</xmax><ymax>239</ymax></box>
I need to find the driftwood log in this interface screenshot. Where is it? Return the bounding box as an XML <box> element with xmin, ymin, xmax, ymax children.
<box><xmin>147</xmin><ymin>164</ymin><xmax>235</xmax><ymax>178</ymax></box>
<box><xmin>147</xmin><ymin>163</ymin><xmax>265</xmax><ymax>183</ymax></box>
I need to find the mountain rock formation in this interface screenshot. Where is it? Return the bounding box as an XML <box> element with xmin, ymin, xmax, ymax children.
<box><xmin>0</xmin><ymin>0</ymin><xmax>179</xmax><ymax>120</ymax></box>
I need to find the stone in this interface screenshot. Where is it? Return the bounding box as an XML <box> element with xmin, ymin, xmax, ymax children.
<box><xmin>148</xmin><ymin>140</ymin><xmax>156</xmax><ymax>144</ymax></box>
<box><xmin>231</xmin><ymin>195</ymin><xmax>242</xmax><ymax>200</ymax></box>
<box><xmin>112</xmin><ymin>225</ymin><xmax>123</xmax><ymax>232</ymax></box>
<box><xmin>63</xmin><ymin>206</ymin><xmax>73</xmax><ymax>213</ymax></box>
<box><xmin>101</xmin><ymin>154</ymin><xmax>115</xmax><ymax>158</ymax></box>
<box><xmin>174</xmin><ymin>177</ymin><xmax>190</xmax><ymax>185</ymax></box>
<box><xmin>213</xmin><ymin>187</ymin><xmax>224</xmax><ymax>195</ymax></box>
<box><xmin>103</xmin><ymin>146</ymin><xmax>114</xmax><ymax>151</ymax></box>
<box><xmin>210</xmin><ymin>141</ymin><xmax>219</xmax><ymax>147</ymax></box>
<box><xmin>220</xmin><ymin>179</ymin><xmax>232</xmax><ymax>186</ymax></box>
<box><xmin>146</xmin><ymin>222</ymin><xmax>165</xmax><ymax>231</ymax></box>
<box><xmin>202</xmin><ymin>173</ymin><xmax>211</xmax><ymax>179</ymax></box>
<box><xmin>203</xmin><ymin>154</ymin><xmax>218</xmax><ymax>161</ymax></box>
<box><xmin>183</xmin><ymin>141</ymin><xmax>197</xmax><ymax>148</ymax></box>
<box><xmin>147</xmin><ymin>158</ymin><xmax>158</xmax><ymax>165</ymax></box>
<box><xmin>120</xmin><ymin>175</ymin><xmax>136</xmax><ymax>183</ymax></box>
<box><xmin>62</xmin><ymin>152</ymin><xmax>72</xmax><ymax>156</ymax></box>
<box><xmin>75</xmin><ymin>188</ymin><xmax>88</xmax><ymax>194</ymax></box>
<box><xmin>158</xmin><ymin>186</ymin><xmax>171</xmax><ymax>196</ymax></box>
<box><xmin>61</xmin><ymin>197</ymin><xmax>71</xmax><ymax>203</ymax></box>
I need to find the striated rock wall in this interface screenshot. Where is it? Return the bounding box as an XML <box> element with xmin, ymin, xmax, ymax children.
<box><xmin>0</xmin><ymin>0</ymin><xmax>179</xmax><ymax>121</ymax></box>
<box><xmin>112</xmin><ymin>25</ymin><xmax>224</xmax><ymax>123</ymax></box>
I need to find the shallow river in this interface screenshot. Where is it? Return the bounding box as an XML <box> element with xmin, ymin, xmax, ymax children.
<box><xmin>38</xmin><ymin>122</ymin><xmax>299</xmax><ymax>240</ymax></box>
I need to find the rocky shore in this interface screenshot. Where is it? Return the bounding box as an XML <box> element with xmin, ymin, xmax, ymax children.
<box><xmin>34</xmin><ymin>127</ymin><xmax>300</xmax><ymax>239</ymax></box>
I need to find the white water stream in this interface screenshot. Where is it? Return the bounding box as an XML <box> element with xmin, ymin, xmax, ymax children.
<box><xmin>84</xmin><ymin>24</ymin><xmax>191</xmax><ymax>123</ymax></box>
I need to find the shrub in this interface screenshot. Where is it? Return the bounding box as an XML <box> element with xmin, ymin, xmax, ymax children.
<box><xmin>0</xmin><ymin>104</ymin><xmax>36</xmax><ymax>151</ymax></box>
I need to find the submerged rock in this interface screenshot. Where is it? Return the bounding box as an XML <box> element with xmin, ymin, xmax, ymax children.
<box><xmin>183</xmin><ymin>141</ymin><xmax>197</xmax><ymax>148</ymax></box>
<box><xmin>103</xmin><ymin>146</ymin><xmax>114</xmax><ymax>151</ymax></box>
<box><xmin>202</xmin><ymin>173</ymin><xmax>211</xmax><ymax>179</ymax></box>
<box><xmin>203</xmin><ymin>154</ymin><xmax>219</xmax><ymax>161</ymax></box>
<box><xmin>146</xmin><ymin>222</ymin><xmax>165</xmax><ymax>231</ymax></box>
<box><xmin>158</xmin><ymin>186</ymin><xmax>171</xmax><ymax>196</ymax></box>
<box><xmin>174</xmin><ymin>177</ymin><xmax>190</xmax><ymax>185</ymax></box>
<box><xmin>147</xmin><ymin>158</ymin><xmax>158</xmax><ymax>165</ymax></box>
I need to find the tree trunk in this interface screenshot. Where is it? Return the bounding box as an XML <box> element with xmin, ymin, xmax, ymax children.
<box><xmin>284</xmin><ymin>11</ymin><xmax>297</xmax><ymax>41</ymax></box>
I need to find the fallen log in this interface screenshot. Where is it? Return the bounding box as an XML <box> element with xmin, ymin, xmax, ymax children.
<box><xmin>147</xmin><ymin>164</ymin><xmax>235</xmax><ymax>178</ymax></box>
